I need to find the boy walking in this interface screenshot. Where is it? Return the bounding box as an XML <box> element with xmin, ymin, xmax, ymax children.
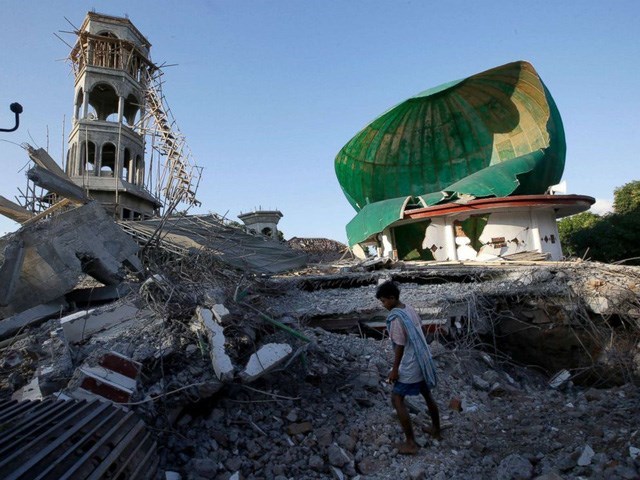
<box><xmin>376</xmin><ymin>281</ymin><xmax>440</xmax><ymax>454</ymax></box>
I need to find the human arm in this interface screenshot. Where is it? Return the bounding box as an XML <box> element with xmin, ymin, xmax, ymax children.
<box><xmin>388</xmin><ymin>343</ymin><xmax>405</xmax><ymax>383</ymax></box>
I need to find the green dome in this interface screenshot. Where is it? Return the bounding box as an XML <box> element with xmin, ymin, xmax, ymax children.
<box><xmin>335</xmin><ymin>61</ymin><xmax>566</xmax><ymax>213</ymax></box>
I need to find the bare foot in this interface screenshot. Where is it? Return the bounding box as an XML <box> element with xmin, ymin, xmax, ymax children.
<box><xmin>423</xmin><ymin>426</ymin><xmax>442</xmax><ymax>440</ymax></box>
<box><xmin>393</xmin><ymin>441</ymin><xmax>419</xmax><ymax>455</ymax></box>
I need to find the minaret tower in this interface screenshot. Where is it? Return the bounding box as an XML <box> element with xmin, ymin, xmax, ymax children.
<box><xmin>66</xmin><ymin>12</ymin><xmax>161</xmax><ymax>220</ymax></box>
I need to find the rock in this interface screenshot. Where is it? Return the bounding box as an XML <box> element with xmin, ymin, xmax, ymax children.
<box><xmin>357</xmin><ymin>457</ymin><xmax>381</xmax><ymax>475</ymax></box>
<box><xmin>328</xmin><ymin>443</ymin><xmax>350</xmax><ymax>467</ymax></box>
<box><xmin>225</xmin><ymin>456</ymin><xmax>242</xmax><ymax>471</ymax></box>
<box><xmin>189</xmin><ymin>458</ymin><xmax>217</xmax><ymax>478</ymax></box>
<box><xmin>408</xmin><ymin>463</ymin><xmax>426</xmax><ymax>479</ymax></box>
<box><xmin>316</xmin><ymin>427</ymin><xmax>333</xmax><ymax>447</ymax></box>
<box><xmin>616</xmin><ymin>465</ymin><xmax>640</xmax><ymax>479</ymax></box>
<box><xmin>353</xmin><ymin>370</ymin><xmax>379</xmax><ymax>388</ymax></box>
<box><xmin>555</xmin><ymin>451</ymin><xmax>577</xmax><ymax>472</ymax></box>
<box><xmin>309</xmin><ymin>454</ymin><xmax>325</xmax><ymax>471</ymax></box>
<box><xmin>472</xmin><ymin>375</ymin><xmax>491</xmax><ymax>391</ymax></box>
<box><xmin>577</xmin><ymin>445</ymin><xmax>595</xmax><ymax>466</ymax></box>
<box><xmin>496</xmin><ymin>453</ymin><xmax>533</xmax><ymax>480</ymax></box>
<box><xmin>461</xmin><ymin>398</ymin><xmax>479</xmax><ymax>413</ymax></box>
<box><xmin>330</xmin><ymin>466</ymin><xmax>345</xmax><ymax>480</ymax></box>
<box><xmin>337</xmin><ymin>433</ymin><xmax>356</xmax><ymax>452</ymax></box>
<box><xmin>185</xmin><ymin>344</ymin><xmax>198</xmax><ymax>355</ymax></box>
<box><xmin>533</xmin><ymin>473</ymin><xmax>563</xmax><ymax>480</ymax></box>
<box><xmin>630</xmin><ymin>446</ymin><xmax>640</xmax><ymax>460</ymax></box>
<box><xmin>286</xmin><ymin>410</ymin><xmax>298</xmax><ymax>422</ymax></box>
<box><xmin>286</xmin><ymin>421</ymin><xmax>313</xmax><ymax>435</ymax></box>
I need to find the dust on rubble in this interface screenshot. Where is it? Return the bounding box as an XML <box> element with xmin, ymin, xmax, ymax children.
<box><xmin>1</xmin><ymin>253</ymin><xmax>639</xmax><ymax>479</ymax></box>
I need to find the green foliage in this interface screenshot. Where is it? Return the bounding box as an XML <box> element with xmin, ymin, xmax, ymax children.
<box><xmin>558</xmin><ymin>180</ymin><xmax>640</xmax><ymax>264</ymax></box>
<box><xmin>613</xmin><ymin>180</ymin><xmax>640</xmax><ymax>215</ymax></box>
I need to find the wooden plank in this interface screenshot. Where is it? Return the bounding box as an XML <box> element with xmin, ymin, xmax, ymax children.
<box><xmin>21</xmin><ymin>199</ymin><xmax>74</xmax><ymax>227</ymax></box>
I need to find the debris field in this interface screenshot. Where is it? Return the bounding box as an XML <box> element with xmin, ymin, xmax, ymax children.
<box><xmin>1</xmin><ymin>205</ymin><xmax>639</xmax><ymax>479</ymax></box>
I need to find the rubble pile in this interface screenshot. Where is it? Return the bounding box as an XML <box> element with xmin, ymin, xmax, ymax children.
<box><xmin>1</xmin><ymin>202</ymin><xmax>640</xmax><ymax>478</ymax></box>
<box><xmin>152</xmin><ymin>328</ymin><xmax>640</xmax><ymax>479</ymax></box>
<box><xmin>286</xmin><ymin>237</ymin><xmax>350</xmax><ymax>264</ymax></box>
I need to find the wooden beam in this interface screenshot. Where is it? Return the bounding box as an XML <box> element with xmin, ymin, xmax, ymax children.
<box><xmin>21</xmin><ymin>198</ymin><xmax>75</xmax><ymax>227</ymax></box>
<box><xmin>0</xmin><ymin>195</ymin><xmax>34</xmax><ymax>223</ymax></box>
<box><xmin>27</xmin><ymin>165</ymin><xmax>89</xmax><ymax>203</ymax></box>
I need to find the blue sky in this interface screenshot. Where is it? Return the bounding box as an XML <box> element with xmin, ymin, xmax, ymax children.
<box><xmin>1</xmin><ymin>0</ymin><xmax>638</xmax><ymax>242</ymax></box>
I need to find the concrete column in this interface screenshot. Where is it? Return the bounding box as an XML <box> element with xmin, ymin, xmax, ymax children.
<box><xmin>444</xmin><ymin>219</ymin><xmax>458</xmax><ymax>261</ymax></box>
<box><xmin>529</xmin><ymin>210</ymin><xmax>543</xmax><ymax>253</ymax></box>
<box><xmin>95</xmin><ymin>142</ymin><xmax>102</xmax><ymax>176</ymax></box>
<box><xmin>117</xmin><ymin>96</ymin><xmax>125</xmax><ymax>124</ymax></box>
<box><xmin>380</xmin><ymin>228</ymin><xmax>394</xmax><ymax>258</ymax></box>
<box><xmin>136</xmin><ymin>158</ymin><xmax>144</xmax><ymax>185</ymax></box>
<box><xmin>82</xmin><ymin>90</ymin><xmax>90</xmax><ymax>119</ymax></box>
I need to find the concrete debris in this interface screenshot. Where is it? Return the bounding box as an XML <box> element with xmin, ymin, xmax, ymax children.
<box><xmin>211</xmin><ymin>303</ymin><xmax>231</xmax><ymax>323</ymax></box>
<box><xmin>240</xmin><ymin>342</ymin><xmax>293</xmax><ymax>383</ymax></box>
<box><xmin>0</xmin><ymin>201</ymin><xmax>141</xmax><ymax>318</ymax></box>
<box><xmin>61</xmin><ymin>301</ymin><xmax>152</xmax><ymax>344</ymax></box>
<box><xmin>27</xmin><ymin>164</ymin><xmax>89</xmax><ymax>204</ymax></box>
<box><xmin>195</xmin><ymin>306</ymin><xmax>234</xmax><ymax>382</ymax></box>
<box><xmin>548</xmin><ymin>369</ymin><xmax>572</xmax><ymax>389</ymax></box>
<box><xmin>577</xmin><ymin>444</ymin><xmax>595</xmax><ymax>466</ymax></box>
<box><xmin>286</xmin><ymin>237</ymin><xmax>349</xmax><ymax>263</ymax></box>
<box><xmin>0</xmin><ymin>203</ymin><xmax>639</xmax><ymax>479</ymax></box>
<box><xmin>0</xmin><ymin>301</ymin><xmax>66</xmax><ymax>340</ymax></box>
<box><xmin>0</xmin><ymin>195</ymin><xmax>34</xmax><ymax>223</ymax></box>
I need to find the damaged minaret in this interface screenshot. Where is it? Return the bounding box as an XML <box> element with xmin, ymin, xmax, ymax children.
<box><xmin>66</xmin><ymin>12</ymin><xmax>162</xmax><ymax>220</ymax></box>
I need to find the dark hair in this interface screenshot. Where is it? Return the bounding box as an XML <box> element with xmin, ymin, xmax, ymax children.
<box><xmin>376</xmin><ymin>281</ymin><xmax>400</xmax><ymax>300</ymax></box>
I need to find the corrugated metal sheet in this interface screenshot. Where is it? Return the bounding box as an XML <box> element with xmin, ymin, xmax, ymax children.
<box><xmin>0</xmin><ymin>398</ymin><xmax>157</xmax><ymax>480</ymax></box>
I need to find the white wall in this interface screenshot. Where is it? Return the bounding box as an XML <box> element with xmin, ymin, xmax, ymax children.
<box><xmin>393</xmin><ymin>208</ymin><xmax>564</xmax><ymax>261</ymax></box>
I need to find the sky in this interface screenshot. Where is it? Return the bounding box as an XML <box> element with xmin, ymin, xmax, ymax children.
<box><xmin>0</xmin><ymin>0</ymin><xmax>638</xmax><ymax>242</ymax></box>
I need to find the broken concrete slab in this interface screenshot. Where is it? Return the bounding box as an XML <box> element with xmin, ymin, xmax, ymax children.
<box><xmin>211</xmin><ymin>303</ymin><xmax>231</xmax><ymax>323</ymax></box>
<box><xmin>0</xmin><ymin>201</ymin><xmax>142</xmax><ymax>318</ymax></box>
<box><xmin>26</xmin><ymin>145</ymin><xmax>69</xmax><ymax>180</ymax></box>
<box><xmin>195</xmin><ymin>306</ymin><xmax>234</xmax><ymax>382</ymax></box>
<box><xmin>60</xmin><ymin>302</ymin><xmax>151</xmax><ymax>344</ymax></box>
<box><xmin>0</xmin><ymin>239</ymin><xmax>25</xmax><ymax>306</ymax></box>
<box><xmin>240</xmin><ymin>343</ymin><xmax>293</xmax><ymax>382</ymax></box>
<box><xmin>0</xmin><ymin>301</ymin><xmax>66</xmax><ymax>339</ymax></box>
<box><xmin>0</xmin><ymin>195</ymin><xmax>33</xmax><ymax>223</ymax></box>
<box><xmin>27</xmin><ymin>164</ymin><xmax>89</xmax><ymax>203</ymax></box>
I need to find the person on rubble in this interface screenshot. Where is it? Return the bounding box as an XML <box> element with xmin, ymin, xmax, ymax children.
<box><xmin>376</xmin><ymin>280</ymin><xmax>441</xmax><ymax>454</ymax></box>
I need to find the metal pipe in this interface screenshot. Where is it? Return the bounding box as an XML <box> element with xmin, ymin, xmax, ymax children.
<box><xmin>0</xmin><ymin>103</ymin><xmax>23</xmax><ymax>132</ymax></box>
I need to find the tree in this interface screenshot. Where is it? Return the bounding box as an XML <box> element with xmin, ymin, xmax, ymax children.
<box><xmin>557</xmin><ymin>212</ymin><xmax>602</xmax><ymax>258</ymax></box>
<box><xmin>558</xmin><ymin>180</ymin><xmax>640</xmax><ymax>264</ymax></box>
<box><xmin>613</xmin><ymin>180</ymin><xmax>640</xmax><ymax>215</ymax></box>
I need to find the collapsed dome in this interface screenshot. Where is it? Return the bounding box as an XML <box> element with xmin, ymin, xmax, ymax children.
<box><xmin>334</xmin><ymin>60</ymin><xmax>566</xmax><ymax>213</ymax></box>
